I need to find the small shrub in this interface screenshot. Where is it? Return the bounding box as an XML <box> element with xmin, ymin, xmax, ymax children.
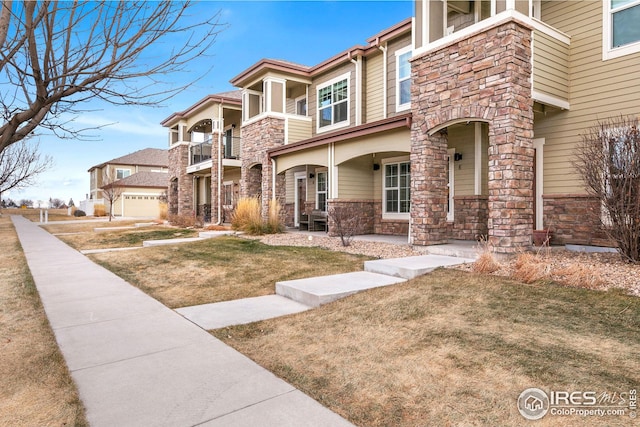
<box><xmin>93</xmin><ymin>204</ymin><xmax>106</xmax><ymax>217</ymax></box>
<box><xmin>232</xmin><ymin>197</ymin><xmax>263</xmax><ymax>235</ymax></box>
<box><xmin>554</xmin><ymin>264</ymin><xmax>605</xmax><ymax>290</ymax></box>
<box><xmin>73</xmin><ymin>209</ymin><xmax>86</xmax><ymax>217</ymax></box>
<box><xmin>472</xmin><ymin>236</ymin><xmax>501</xmax><ymax>273</ymax></box>
<box><xmin>168</xmin><ymin>213</ymin><xmax>198</xmax><ymax>228</ymax></box>
<box><xmin>327</xmin><ymin>204</ymin><xmax>364</xmax><ymax>247</ymax></box>
<box><xmin>158</xmin><ymin>202</ymin><xmax>168</xmax><ymax>220</ymax></box>
<box><xmin>512</xmin><ymin>252</ymin><xmax>551</xmax><ymax>284</ymax></box>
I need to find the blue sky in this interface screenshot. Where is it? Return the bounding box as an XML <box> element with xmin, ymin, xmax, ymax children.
<box><xmin>6</xmin><ymin>0</ymin><xmax>413</xmax><ymax>205</ymax></box>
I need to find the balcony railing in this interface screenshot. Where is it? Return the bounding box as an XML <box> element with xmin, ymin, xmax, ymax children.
<box><xmin>223</xmin><ymin>135</ymin><xmax>241</xmax><ymax>159</ymax></box>
<box><xmin>190</xmin><ymin>141</ymin><xmax>212</xmax><ymax>165</ymax></box>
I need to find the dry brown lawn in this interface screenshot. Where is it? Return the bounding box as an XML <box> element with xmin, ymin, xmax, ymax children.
<box><xmin>213</xmin><ymin>269</ymin><xmax>640</xmax><ymax>427</ymax></box>
<box><xmin>90</xmin><ymin>236</ymin><xmax>370</xmax><ymax>308</ymax></box>
<box><xmin>0</xmin><ymin>215</ymin><xmax>87</xmax><ymax>426</ymax></box>
<box><xmin>50</xmin><ymin>224</ymin><xmax>198</xmax><ymax>250</ymax></box>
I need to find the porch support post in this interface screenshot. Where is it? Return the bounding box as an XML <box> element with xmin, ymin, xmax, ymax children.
<box><xmin>410</xmin><ymin>129</ymin><xmax>449</xmax><ymax>245</ymax></box>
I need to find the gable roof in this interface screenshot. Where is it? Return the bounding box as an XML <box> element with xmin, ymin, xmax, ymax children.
<box><xmin>89</xmin><ymin>148</ymin><xmax>168</xmax><ymax>171</ymax></box>
<box><xmin>230</xmin><ymin>17</ymin><xmax>412</xmax><ymax>87</ymax></box>
<box><xmin>104</xmin><ymin>171</ymin><xmax>168</xmax><ymax>189</ymax></box>
<box><xmin>160</xmin><ymin>90</ymin><xmax>243</xmax><ymax>127</ymax></box>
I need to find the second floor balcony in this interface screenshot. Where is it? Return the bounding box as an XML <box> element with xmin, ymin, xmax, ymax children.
<box><xmin>188</xmin><ymin>135</ymin><xmax>242</xmax><ymax>173</ymax></box>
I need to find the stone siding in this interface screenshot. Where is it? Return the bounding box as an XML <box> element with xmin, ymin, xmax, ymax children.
<box><xmin>450</xmin><ymin>196</ymin><xmax>489</xmax><ymax>240</ymax></box>
<box><xmin>168</xmin><ymin>144</ymin><xmax>193</xmax><ymax>216</ymax></box>
<box><xmin>240</xmin><ymin>116</ymin><xmax>285</xmax><ymax>217</ymax></box>
<box><xmin>411</xmin><ymin>19</ymin><xmax>534</xmax><ymax>253</ymax></box>
<box><xmin>542</xmin><ymin>194</ymin><xmax>611</xmax><ymax>246</ymax></box>
<box><xmin>372</xmin><ymin>201</ymin><xmax>410</xmax><ymax>235</ymax></box>
<box><xmin>327</xmin><ymin>199</ymin><xmax>375</xmax><ymax>236</ymax></box>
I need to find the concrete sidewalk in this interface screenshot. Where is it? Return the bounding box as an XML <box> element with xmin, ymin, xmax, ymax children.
<box><xmin>11</xmin><ymin>215</ymin><xmax>353</xmax><ymax>427</ymax></box>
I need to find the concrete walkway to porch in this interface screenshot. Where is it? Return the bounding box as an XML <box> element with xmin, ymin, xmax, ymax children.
<box><xmin>11</xmin><ymin>215</ymin><xmax>354</xmax><ymax>427</ymax></box>
<box><xmin>177</xmin><ymin>233</ymin><xmax>477</xmax><ymax>329</ymax></box>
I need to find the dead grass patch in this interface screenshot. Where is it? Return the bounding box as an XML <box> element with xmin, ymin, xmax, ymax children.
<box><xmin>52</xmin><ymin>226</ymin><xmax>198</xmax><ymax>250</ymax></box>
<box><xmin>0</xmin><ymin>216</ymin><xmax>87</xmax><ymax>426</ymax></box>
<box><xmin>214</xmin><ymin>269</ymin><xmax>639</xmax><ymax>427</ymax></box>
<box><xmin>90</xmin><ymin>236</ymin><xmax>369</xmax><ymax>308</ymax></box>
<box><xmin>512</xmin><ymin>252</ymin><xmax>552</xmax><ymax>283</ymax></box>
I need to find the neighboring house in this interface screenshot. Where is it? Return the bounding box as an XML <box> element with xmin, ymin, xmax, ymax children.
<box><xmin>86</xmin><ymin>148</ymin><xmax>168</xmax><ymax>217</ymax></box>
<box><xmin>165</xmin><ymin>0</ymin><xmax>640</xmax><ymax>253</ymax></box>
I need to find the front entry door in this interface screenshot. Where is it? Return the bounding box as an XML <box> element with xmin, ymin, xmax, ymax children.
<box><xmin>295</xmin><ymin>175</ymin><xmax>306</xmax><ymax>226</ymax></box>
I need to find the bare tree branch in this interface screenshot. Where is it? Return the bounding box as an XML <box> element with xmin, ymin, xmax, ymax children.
<box><xmin>574</xmin><ymin>116</ymin><xmax>640</xmax><ymax>262</ymax></box>
<box><xmin>0</xmin><ymin>138</ymin><xmax>53</xmax><ymax>194</ymax></box>
<box><xmin>101</xmin><ymin>168</ymin><xmax>124</xmax><ymax>222</ymax></box>
<box><xmin>0</xmin><ymin>1</ymin><xmax>224</xmax><ymax>152</ymax></box>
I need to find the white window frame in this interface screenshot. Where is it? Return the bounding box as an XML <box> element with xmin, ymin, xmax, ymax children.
<box><xmin>242</xmin><ymin>89</ymin><xmax>264</xmax><ymax>123</ymax></box>
<box><xmin>395</xmin><ymin>45</ymin><xmax>413</xmax><ymax>112</ymax></box>
<box><xmin>382</xmin><ymin>156</ymin><xmax>411</xmax><ymax>220</ymax></box>
<box><xmin>603</xmin><ymin>0</ymin><xmax>640</xmax><ymax>60</ymax></box>
<box><xmin>116</xmin><ymin>168</ymin><xmax>131</xmax><ymax>180</ymax></box>
<box><xmin>295</xmin><ymin>94</ymin><xmax>307</xmax><ymax>116</ymax></box>
<box><xmin>315</xmin><ymin>170</ymin><xmax>328</xmax><ymax>211</ymax></box>
<box><xmin>316</xmin><ymin>72</ymin><xmax>350</xmax><ymax>133</ymax></box>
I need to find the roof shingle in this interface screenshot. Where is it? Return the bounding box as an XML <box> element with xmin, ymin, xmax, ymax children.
<box><xmin>89</xmin><ymin>148</ymin><xmax>168</xmax><ymax>171</ymax></box>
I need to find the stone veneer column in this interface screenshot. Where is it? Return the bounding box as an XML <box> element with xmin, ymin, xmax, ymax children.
<box><xmin>409</xmin><ymin>130</ymin><xmax>450</xmax><ymax>244</ymax></box>
<box><xmin>240</xmin><ymin>116</ymin><xmax>285</xmax><ymax>218</ymax></box>
<box><xmin>168</xmin><ymin>144</ymin><xmax>194</xmax><ymax>217</ymax></box>
<box><xmin>411</xmin><ymin>20</ymin><xmax>534</xmax><ymax>252</ymax></box>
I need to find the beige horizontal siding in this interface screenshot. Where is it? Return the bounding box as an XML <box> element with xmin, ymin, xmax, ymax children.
<box><xmin>338</xmin><ymin>156</ymin><xmax>375</xmax><ymax>199</ymax></box>
<box><xmin>533</xmin><ymin>30</ymin><xmax>569</xmax><ymax>101</ymax></box>
<box><xmin>535</xmin><ymin>0</ymin><xmax>640</xmax><ymax>194</ymax></box>
<box><xmin>287</xmin><ymin>117</ymin><xmax>312</xmax><ymax>144</ymax></box>
<box><xmin>335</xmin><ymin>128</ymin><xmax>410</xmax><ymax>165</ymax></box>
<box><xmin>447</xmin><ymin>124</ymin><xmax>475</xmax><ymax>196</ymax></box>
<box><xmin>365</xmin><ymin>53</ymin><xmax>384</xmax><ymax>123</ymax></box>
<box><xmin>275</xmin><ymin>146</ymin><xmax>328</xmax><ymax>174</ymax></box>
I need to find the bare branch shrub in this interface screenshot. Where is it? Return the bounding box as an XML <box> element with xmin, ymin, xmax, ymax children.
<box><xmin>574</xmin><ymin>116</ymin><xmax>640</xmax><ymax>262</ymax></box>
<box><xmin>168</xmin><ymin>213</ymin><xmax>200</xmax><ymax>228</ymax></box>
<box><xmin>100</xmin><ymin>170</ymin><xmax>123</xmax><ymax>222</ymax></box>
<box><xmin>327</xmin><ymin>205</ymin><xmax>365</xmax><ymax>247</ymax></box>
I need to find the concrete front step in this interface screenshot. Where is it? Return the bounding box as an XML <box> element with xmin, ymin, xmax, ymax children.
<box><xmin>276</xmin><ymin>271</ymin><xmax>406</xmax><ymax>307</ymax></box>
<box><xmin>176</xmin><ymin>295</ymin><xmax>311</xmax><ymax>330</ymax></box>
<box><xmin>425</xmin><ymin>242</ymin><xmax>479</xmax><ymax>259</ymax></box>
<box><xmin>364</xmin><ymin>254</ymin><xmax>476</xmax><ymax>279</ymax></box>
<box><xmin>142</xmin><ymin>237</ymin><xmax>205</xmax><ymax>247</ymax></box>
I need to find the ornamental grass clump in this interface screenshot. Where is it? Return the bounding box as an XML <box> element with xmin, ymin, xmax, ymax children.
<box><xmin>232</xmin><ymin>197</ymin><xmax>264</xmax><ymax>235</ymax></box>
<box><xmin>264</xmin><ymin>199</ymin><xmax>284</xmax><ymax>234</ymax></box>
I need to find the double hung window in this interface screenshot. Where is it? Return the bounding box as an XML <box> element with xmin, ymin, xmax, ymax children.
<box><xmin>317</xmin><ymin>74</ymin><xmax>349</xmax><ymax>130</ymax></box>
<box><xmin>396</xmin><ymin>46</ymin><xmax>412</xmax><ymax>110</ymax></box>
<box><xmin>384</xmin><ymin>161</ymin><xmax>410</xmax><ymax>214</ymax></box>
<box><xmin>316</xmin><ymin>171</ymin><xmax>327</xmax><ymax>211</ymax></box>
<box><xmin>605</xmin><ymin>0</ymin><xmax>640</xmax><ymax>59</ymax></box>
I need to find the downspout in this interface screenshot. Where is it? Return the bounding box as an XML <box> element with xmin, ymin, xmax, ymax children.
<box><xmin>378</xmin><ymin>43</ymin><xmax>388</xmax><ymax>119</ymax></box>
<box><xmin>349</xmin><ymin>51</ymin><xmax>362</xmax><ymax>126</ymax></box>
<box><xmin>271</xmin><ymin>158</ymin><xmax>277</xmax><ymax>202</ymax></box>
<box><xmin>215</xmin><ymin>103</ymin><xmax>223</xmax><ymax>225</ymax></box>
